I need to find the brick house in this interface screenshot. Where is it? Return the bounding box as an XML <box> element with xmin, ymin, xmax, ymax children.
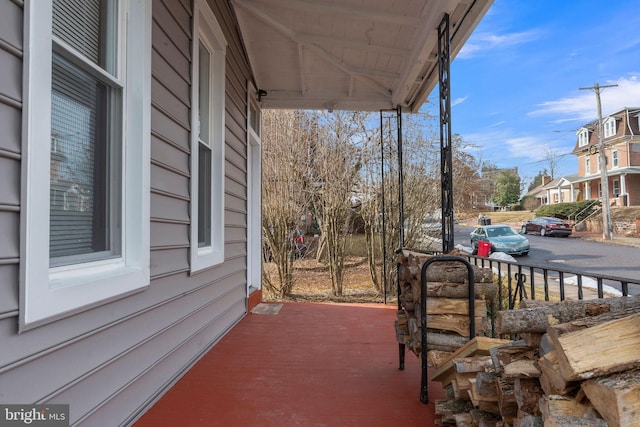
<box><xmin>571</xmin><ymin>107</ymin><xmax>640</xmax><ymax>206</ymax></box>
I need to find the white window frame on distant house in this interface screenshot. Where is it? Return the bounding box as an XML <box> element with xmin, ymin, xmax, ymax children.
<box><xmin>578</xmin><ymin>129</ymin><xmax>589</xmax><ymax>147</ymax></box>
<box><xmin>585</xmin><ymin>157</ymin><xmax>591</xmax><ymax>175</ymax></box>
<box><xmin>189</xmin><ymin>0</ymin><xmax>227</xmax><ymax>273</ymax></box>
<box><xmin>21</xmin><ymin>0</ymin><xmax>151</xmax><ymax>329</ymax></box>
<box><xmin>613</xmin><ymin>179</ymin><xmax>620</xmax><ymax>197</ymax></box>
<box><xmin>612</xmin><ymin>149</ymin><xmax>619</xmax><ymax>168</ymax></box>
<box><xmin>604</xmin><ymin>117</ymin><xmax>616</xmax><ymax>138</ymax></box>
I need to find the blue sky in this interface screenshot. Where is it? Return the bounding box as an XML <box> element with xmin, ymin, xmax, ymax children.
<box><xmin>433</xmin><ymin>0</ymin><xmax>640</xmax><ymax>188</ymax></box>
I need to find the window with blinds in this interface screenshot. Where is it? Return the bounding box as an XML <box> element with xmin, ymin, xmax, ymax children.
<box><xmin>190</xmin><ymin>0</ymin><xmax>226</xmax><ymax>272</ymax></box>
<box><xmin>197</xmin><ymin>43</ymin><xmax>213</xmax><ymax>248</ymax></box>
<box><xmin>49</xmin><ymin>0</ymin><xmax>121</xmax><ymax>266</ymax></box>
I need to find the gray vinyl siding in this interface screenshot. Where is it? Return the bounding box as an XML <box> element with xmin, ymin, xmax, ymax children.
<box><xmin>0</xmin><ymin>0</ymin><xmax>252</xmax><ymax>425</ymax></box>
<box><xmin>0</xmin><ymin>0</ymin><xmax>22</xmax><ymax>320</ymax></box>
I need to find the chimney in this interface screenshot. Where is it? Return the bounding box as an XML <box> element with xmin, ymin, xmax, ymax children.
<box><xmin>542</xmin><ymin>175</ymin><xmax>551</xmax><ymax>185</ymax></box>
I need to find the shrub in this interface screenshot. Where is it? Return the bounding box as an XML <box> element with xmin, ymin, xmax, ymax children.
<box><xmin>535</xmin><ymin>200</ymin><xmax>600</xmax><ymax>220</ymax></box>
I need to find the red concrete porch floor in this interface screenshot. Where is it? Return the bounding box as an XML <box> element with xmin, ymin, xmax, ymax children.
<box><xmin>135</xmin><ymin>302</ymin><xmax>446</xmax><ymax>426</ymax></box>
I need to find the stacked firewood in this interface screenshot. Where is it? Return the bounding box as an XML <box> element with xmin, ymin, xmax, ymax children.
<box><xmin>433</xmin><ymin>295</ymin><xmax>640</xmax><ymax>427</ymax></box>
<box><xmin>395</xmin><ymin>250</ymin><xmax>497</xmax><ymax>356</ymax></box>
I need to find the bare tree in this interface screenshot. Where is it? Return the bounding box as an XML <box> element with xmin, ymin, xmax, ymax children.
<box><xmin>261</xmin><ymin>110</ymin><xmax>312</xmax><ymax>298</ymax></box>
<box><xmin>451</xmin><ymin>134</ymin><xmax>484</xmax><ymax>212</ymax></box>
<box><xmin>357</xmin><ymin>134</ymin><xmax>382</xmax><ymax>293</ymax></box>
<box><xmin>545</xmin><ymin>147</ymin><xmax>559</xmax><ymax>179</ymax></box>
<box><xmin>263</xmin><ymin>107</ymin><xmax>485</xmax><ymax>301</ymax></box>
<box><xmin>358</xmin><ymin>112</ymin><xmax>443</xmax><ymax>297</ymax></box>
<box><xmin>310</xmin><ymin>110</ymin><xmax>366</xmax><ymax>296</ymax></box>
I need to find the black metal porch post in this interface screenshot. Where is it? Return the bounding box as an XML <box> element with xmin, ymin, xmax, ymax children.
<box><xmin>439</xmin><ymin>14</ymin><xmax>454</xmax><ymax>254</ymax></box>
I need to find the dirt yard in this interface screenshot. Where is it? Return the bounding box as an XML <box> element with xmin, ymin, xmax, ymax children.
<box><xmin>262</xmin><ymin>257</ymin><xmax>387</xmax><ymax>303</ymax></box>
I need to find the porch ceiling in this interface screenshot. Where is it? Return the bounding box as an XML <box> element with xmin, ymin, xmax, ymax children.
<box><xmin>231</xmin><ymin>0</ymin><xmax>493</xmax><ymax>112</ymax></box>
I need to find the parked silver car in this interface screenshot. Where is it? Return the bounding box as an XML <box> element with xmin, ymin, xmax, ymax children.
<box><xmin>470</xmin><ymin>224</ymin><xmax>530</xmax><ymax>256</ymax></box>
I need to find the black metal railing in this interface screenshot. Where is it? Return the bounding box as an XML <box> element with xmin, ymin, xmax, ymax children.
<box><xmin>462</xmin><ymin>254</ymin><xmax>640</xmax><ymax>334</ymax></box>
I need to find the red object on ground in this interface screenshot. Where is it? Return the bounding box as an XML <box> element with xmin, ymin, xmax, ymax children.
<box><xmin>477</xmin><ymin>241</ymin><xmax>491</xmax><ymax>257</ymax></box>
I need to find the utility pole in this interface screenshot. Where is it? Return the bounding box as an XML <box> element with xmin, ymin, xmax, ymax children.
<box><xmin>579</xmin><ymin>83</ymin><xmax>617</xmax><ymax>240</ymax></box>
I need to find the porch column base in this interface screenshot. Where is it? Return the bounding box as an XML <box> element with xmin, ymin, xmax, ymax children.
<box><xmin>247</xmin><ymin>288</ymin><xmax>262</xmax><ymax>312</ymax></box>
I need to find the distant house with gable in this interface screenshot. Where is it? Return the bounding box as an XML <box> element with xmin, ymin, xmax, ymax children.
<box><xmin>570</xmin><ymin>107</ymin><xmax>640</xmax><ymax>207</ymax></box>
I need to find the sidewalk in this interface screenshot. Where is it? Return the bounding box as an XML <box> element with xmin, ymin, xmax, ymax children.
<box><xmin>571</xmin><ymin>230</ymin><xmax>640</xmax><ymax>248</ymax></box>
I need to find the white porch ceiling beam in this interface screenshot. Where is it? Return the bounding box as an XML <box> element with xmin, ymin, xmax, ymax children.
<box><xmin>298</xmin><ymin>43</ymin><xmax>307</xmax><ymax>95</ymax></box>
<box><xmin>391</xmin><ymin>0</ymin><xmax>455</xmax><ymax>109</ymax></box>
<box><xmin>248</xmin><ymin>0</ymin><xmax>421</xmax><ymax>27</ymax></box>
<box><xmin>296</xmin><ymin>33</ymin><xmax>411</xmax><ymax>58</ymax></box>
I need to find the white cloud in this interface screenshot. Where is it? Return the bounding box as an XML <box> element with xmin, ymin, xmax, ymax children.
<box><xmin>457</xmin><ymin>30</ymin><xmax>541</xmax><ymax>59</ymax></box>
<box><xmin>451</xmin><ymin>96</ymin><xmax>468</xmax><ymax>107</ymax></box>
<box><xmin>529</xmin><ymin>75</ymin><xmax>640</xmax><ymax>122</ymax></box>
<box><xmin>460</xmin><ymin>129</ymin><xmax>569</xmax><ymax>165</ymax></box>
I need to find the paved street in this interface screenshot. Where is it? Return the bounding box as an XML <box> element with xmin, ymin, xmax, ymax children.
<box><xmin>453</xmin><ymin>223</ymin><xmax>640</xmax><ymax>295</ymax></box>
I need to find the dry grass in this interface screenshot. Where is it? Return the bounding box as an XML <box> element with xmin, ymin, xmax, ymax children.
<box><xmin>262</xmin><ymin>256</ymin><xmax>386</xmax><ymax>303</ymax></box>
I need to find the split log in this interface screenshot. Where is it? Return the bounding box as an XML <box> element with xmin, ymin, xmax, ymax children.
<box><xmin>453</xmin><ymin>413</ymin><xmax>473</xmax><ymax>427</ymax></box>
<box><xmin>514</xmin><ymin>378</ymin><xmax>543</xmax><ymax>415</ymax></box>
<box><xmin>581</xmin><ymin>369</ymin><xmax>640</xmax><ymax>427</ymax></box>
<box><xmin>496</xmin><ymin>377</ymin><xmax>518</xmax><ymax>420</ymax></box>
<box><xmin>451</xmin><ymin>376</ymin><xmax>470</xmax><ymax>401</ymax></box>
<box><xmin>538</xmin><ymin>395</ymin><xmax>594</xmax><ymax>419</ymax></box>
<box><xmin>518</xmin><ymin>299</ymin><xmax>553</xmax><ymax>308</ymax></box>
<box><xmin>428</xmin><ymin>350</ymin><xmax>453</xmax><ymax>369</ymax></box>
<box><xmin>426</xmin><ymin>314</ymin><xmax>485</xmax><ymax>337</ymax></box>
<box><xmin>519</xmin><ymin>332</ymin><xmax>543</xmax><ymax>348</ymax></box>
<box><xmin>537</xmin><ymin>351</ymin><xmax>577</xmax><ymax>395</ymax></box>
<box><xmin>435</xmin><ymin>398</ymin><xmax>475</xmax><ymax>418</ymax></box>
<box><xmin>453</xmin><ymin>355</ymin><xmax>492</xmax><ymax>373</ymax></box>
<box><xmin>551</xmin><ymin>313</ymin><xmax>640</xmax><ymax>382</ymax></box>
<box><xmin>426</xmin><ymin>297</ymin><xmax>487</xmax><ymax>317</ymax></box>
<box><xmin>398</xmin><ymin>251</ymin><xmax>494</xmax><ymax>283</ymax></box>
<box><xmin>542</xmin><ymin>415</ymin><xmax>608</xmax><ymax>427</ymax></box>
<box><xmin>489</xmin><ymin>341</ymin><xmax>537</xmax><ymax>374</ymax></box>
<box><xmin>475</xmin><ymin>371</ymin><xmax>497</xmax><ymax>396</ymax></box>
<box><xmin>435</xmin><ymin>398</ymin><xmax>474</xmax><ymax>415</ymax></box>
<box><xmin>432</xmin><ymin>337</ymin><xmax>512</xmax><ymax>386</ymax></box>
<box><xmin>425</xmin><ymin>331</ymin><xmax>472</xmax><ymax>352</ymax></box>
<box><xmin>546</xmin><ymin>305</ymin><xmax>640</xmax><ymax>343</ymax></box>
<box><xmin>451</xmin><ymin>364</ymin><xmax>484</xmax><ymax>399</ymax></box>
<box><xmin>495</xmin><ymin>294</ymin><xmax>640</xmax><ymax>334</ymax></box>
<box><xmin>502</xmin><ymin>359</ymin><xmax>541</xmax><ymax>379</ymax></box>
<box><xmin>469</xmin><ymin>408</ymin><xmax>501</xmax><ymax>426</ymax></box>
<box><xmin>469</xmin><ymin>378</ymin><xmax>498</xmax><ymax>403</ymax></box>
<box><xmin>514</xmin><ymin>413</ymin><xmax>543</xmax><ymax>427</ymax></box>
<box><xmin>398</xmin><ymin>277</ymin><xmax>498</xmax><ymax>300</ymax></box>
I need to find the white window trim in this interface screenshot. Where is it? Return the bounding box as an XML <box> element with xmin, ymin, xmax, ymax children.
<box><xmin>578</xmin><ymin>129</ymin><xmax>589</xmax><ymax>147</ymax></box>
<box><xmin>246</xmin><ymin>83</ymin><xmax>262</xmax><ymax>294</ymax></box>
<box><xmin>190</xmin><ymin>0</ymin><xmax>227</xmax><ymax>273</ymax></box>
<box><xmin>20</xmin><ymin>0</ymin><xmax>151</xmax><ymax>329</ymax></box>
<box><xmin>585</xmin><ymin>157</ymin><xmax>590</xmax><ymax>175</ymax></box>
<box><xmin>604</xmin><ymin>117</ymin><xmax>616</xmax><ymax>138</ymax></box>
<box><xmin>612</xmin><ymin>149</ymin><xmax>619</xmax><ymax>168</ymax></box>
<box><xmin>613</xmin><ymin>179</ymin><xmax>620</xmax><ymax>197</ymax></box>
